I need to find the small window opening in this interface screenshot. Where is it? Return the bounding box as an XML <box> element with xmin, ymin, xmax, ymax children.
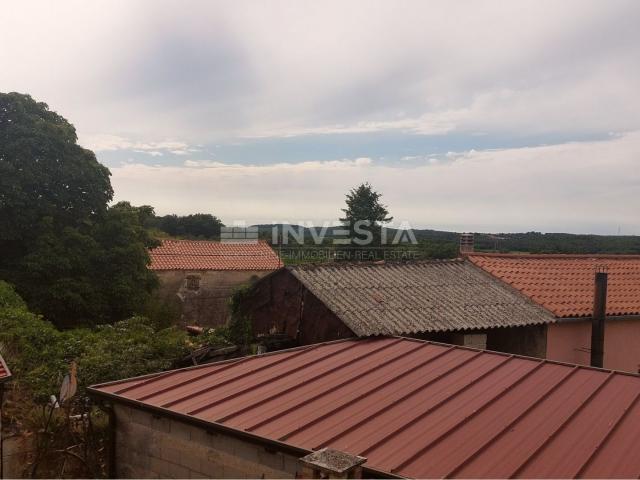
<box><xmin>186</xmin><ymin>275</ymin><xmax>201</xmax><ymax>291</ymax></box>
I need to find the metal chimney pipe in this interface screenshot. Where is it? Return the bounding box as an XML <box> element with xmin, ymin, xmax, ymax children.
<box><xmin>591</xmin><ymin>268</ymin><xmax>608</xmax><ymax>368</ymax></box>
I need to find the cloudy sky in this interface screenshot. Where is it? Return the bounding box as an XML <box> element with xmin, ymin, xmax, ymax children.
<box><xmin>2</xmin><ymin>0</ymin><xmax>640</xmax><ymax>233</ymax></box>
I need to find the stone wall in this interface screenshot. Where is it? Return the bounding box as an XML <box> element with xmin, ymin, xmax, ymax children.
<box><xmin>114</xmin><ymin>404</ymin><xmax>301</xmax><ymax>478</ymax></box>
<box><xmin>155</xmin><ymin>270</ymin><xmax>273</xmax><ymax>328</ymax></box>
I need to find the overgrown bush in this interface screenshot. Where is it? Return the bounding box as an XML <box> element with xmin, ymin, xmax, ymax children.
<box><xmin>227</xmin><ymin>284</ymin><xmax>254</xmax><ymax>346</ymax></box>
<box><xmin>0</xmin><ymin>280</ymin><xmax>191</xmax><ymax>402</ymax></box>
<box><xmin>0</xmin><ymin>280</ymin><xmax>196</xmax><ymax>477</ymax></box>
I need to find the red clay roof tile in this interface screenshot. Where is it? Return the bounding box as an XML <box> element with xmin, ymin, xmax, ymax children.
<box><xmin>469</xmin><ymin>254</ymin><xmax>640</xmax><ymax>318</ymax></box>
<box><xmin>149</xmin><ymin>239</ymin><xmax>282</xmax><ymax>271</ymax></box>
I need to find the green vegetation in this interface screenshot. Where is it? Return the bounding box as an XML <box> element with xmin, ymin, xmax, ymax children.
<box><xmin>0</xmin><ymin>93</ymin><xmax>158</xmax><ymax>327</ymax></box>
<box><xmin>0</xmin><ymin>281</ymin><xmax>191</xmax><ymax>402</ymax></box>
<box><xmin>340</xmin><ymin>182</ymin><xmax>393</xmax><ymax>245</ymax></box>
<box><xmin>411</xmin><ymin>230</ymin><xmax>640</xmax><ymax>255</ymax></box>
<box><xmin>0</xmin><ymin>281</ymin><xmax>194</xmax><ymax>477</ymax></box>
<box><xmin>227</xmin><ymin>284</ymin><xmax>255</xmax><ymax>346</ymax></box>
<box><xmin>146</xmin><ymin>213</ymin><xmax>224</xmax><ymax>239</ymax></box>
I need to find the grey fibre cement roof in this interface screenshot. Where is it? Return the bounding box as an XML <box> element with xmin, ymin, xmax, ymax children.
<box><xmin>288</xmin><ymin>260</ymin><xmax>556</xmax><ymax>335</ymax></box>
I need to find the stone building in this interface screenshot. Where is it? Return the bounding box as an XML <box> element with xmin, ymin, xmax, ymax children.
<box><xmin>149</xmin><ymin>239</ymin><xmax>281</xmax><ymax>328</ymax></box>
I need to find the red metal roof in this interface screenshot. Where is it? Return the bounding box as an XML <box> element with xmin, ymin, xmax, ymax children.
<box><xmin>149</xmin><ymin>239</ymin><xmax>282</xmax><ymax>271</ymax></box>
<box><xmin>90</xmin><ymin>337</ymin><xmax>640</xmax><ymax>478</ymax></box>
<box><xmin>0</xmin><ymin>354</ymin><xmax>11</xmax><ymax>382</ymax></box>
<box><xmin>469</xmin><ymin>253</ymin><xmax>640</xmax><ymax>318</ymax></box>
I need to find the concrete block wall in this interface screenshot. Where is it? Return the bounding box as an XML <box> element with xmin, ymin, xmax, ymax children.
<box><xmin>114</xmin><ymin>404</ymin><xmax>300</xmax><ymax>478</ymax></box>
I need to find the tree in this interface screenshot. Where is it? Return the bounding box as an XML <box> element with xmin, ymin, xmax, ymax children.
<box><xmin>340</xmin><ymin>183</ymin><xmax>393</xmax><ymax>247</ymax></box>
<box><xmin>0</xmin><ymin>93</ymin><xmax>158</xmax><ymax>326</ymax></box>
<box><xmin>148</xmin><ymin>213</ymin><xmax>224</xmax><ymax>238</ymax></box>
<box><xmin>0</xmin><ymin>92</ymin><xmax>112</xmax><ymax>250</ymax></box>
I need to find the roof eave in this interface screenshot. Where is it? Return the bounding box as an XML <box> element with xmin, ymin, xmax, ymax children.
<box><xmin>87</xmin><ymin>386</ymin><xmax>403</xmax><ymax>479</ymax></box>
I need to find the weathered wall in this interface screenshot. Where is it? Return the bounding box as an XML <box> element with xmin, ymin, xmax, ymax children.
<box><xmin>113</xmin><ymin>404</ymin><xmax>300</xmax><ymax>479</ymax></box>
<box><xmin>298</xmin><ymin>289</ymin><xmax>355</xmax><ymax>345</ymax></box>
<box><xmin>411</xmin><ymin>325</ymin><xmax>546</xmax><ymax>358</ymax></box>
<box><xmin>242</xmin><ymin>269</ymin><xmax>302</xmax><ymax>339</ymax></box>
<box><xmin>486</xmin><ymin>324</ymin><xmax>548</xmax><ymax>358</ymax></box>
<box><xmin>155</xmin><ymin>270</ymin><xmax>272</xmax><ymax>328</ymax></box>
<box><xmin>242</xmin><ymin>269</ymin><xmax>355</xmax><ymax>345</ymax></box>
<box><xmin>2</xmin><ymin>433</ymin><xmax>31</xmax><ymax>478</ymax></box>
<box><xmin>547</xmin><ymin>319</ymin><xmax>640</xmax><ymax>373</ymax></box>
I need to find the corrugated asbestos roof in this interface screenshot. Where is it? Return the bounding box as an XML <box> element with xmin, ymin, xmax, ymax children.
<box><xmin>287</xmin><ymin>260</ymin><xmax>555</xmax><ymax>335</ymax></box>
<box><xmin>0</xmin><ymin>354</ymin><xmax>11</xmax><ymax>382</ymax></box>
<box><xmin>90</xmin><ymin>336</ymin><xmax>640</xmax><ymax>478</ymax></box>
<box><xmin>149</xmin><ymin>239</ymin><xmax>282</xmax><ymax>271</ymax></box>
<box><xmin>469</xmin><ymin>253</ymin><xmax>640</xmax><ymax>318</ymax></box>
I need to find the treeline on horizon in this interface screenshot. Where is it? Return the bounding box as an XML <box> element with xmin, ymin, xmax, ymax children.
<box><xmin>148</xmin><ymin>216</ymin><xmax>640</xmax><ymax>256</ymax></box>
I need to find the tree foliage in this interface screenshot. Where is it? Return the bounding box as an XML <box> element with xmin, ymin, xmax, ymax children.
<box><xmin>0</xmin><ymin>93</ymin><xmax>158</xmax><ymax>326</ymax></box>
<box><xmin>340</xmin><ymin>182</ymin><xmax>393</xmax><ymax>248</ymax></box>
<box><xmin>147</xmin><ymin>213</ymin><xmax>224</xmax><ymax>239</ymax></box>
<box><xmin>0</xmin><ymin>92</ymin><xmax>112</xmax><ymax>245</ymax></box>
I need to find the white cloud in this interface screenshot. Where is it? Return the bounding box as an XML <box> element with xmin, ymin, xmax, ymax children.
<box><xmin>181</xmin><ymin>158</ymin><xmax>373</xmax><ymax>170</ymax></box>
<box><xmin>110</xmin><ymin>132</ymin><xmax>640</xmax><ymax>234</ymax></box>
<box><xmin>2</xmin><ymin>1</ymin><xmax>638</xmax><ymax>141</ymax></box>
<box><xmin>80</xmin><ymin>134</ymin><xmax>197</xmax><ymax>155</ymax></box>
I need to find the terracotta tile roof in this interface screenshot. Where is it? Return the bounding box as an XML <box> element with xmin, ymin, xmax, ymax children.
<box><xmin>90</xmin><ymin>336</ymin><xmax>640</xmax><ymax>479</ymax></box>
<box><xmin>149</xmin><ymin>239</ymin><xmax>282</xmax><ymax>271</ymax></box>
<box><xmin>468</xmin><ymin>253</ymin><xmax>640</xmax><ymax>318</ymax></box>
<box><xmin>0</xmin><ymin>354</ymin><xmax>11</xmax><ymax>382</ymax></box>
<box><xmin>288</xmin><ymin>260</ymin><xmax>555</xmax><ymax>335</ymax></box>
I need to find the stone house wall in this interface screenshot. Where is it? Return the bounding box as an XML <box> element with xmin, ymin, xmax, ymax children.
<box><xmin>155</xmin><ymin>270</ymin><xmax>272</xmax><ymax>328</ymax></box>
<box><xmin>113</xmin><ymin>404</ymin><xmax>301</xmax><ymax>478</ymax></box>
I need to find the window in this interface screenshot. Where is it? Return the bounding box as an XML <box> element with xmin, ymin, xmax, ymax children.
<box><xmin>186</xmin><ymin>275</ymin><xmax>201</xmax><ymax>291</ymax></box>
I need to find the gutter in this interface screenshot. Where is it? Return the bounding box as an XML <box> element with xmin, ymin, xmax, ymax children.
<box><xmin>87</xmin><ymin>387</ymin><xmax>402</xmax><ymax>479</ymax></box>
<box><xmin>555</xmin><ymin>314</ymin><xmax>640</xmax><ymax>323</ymax></box>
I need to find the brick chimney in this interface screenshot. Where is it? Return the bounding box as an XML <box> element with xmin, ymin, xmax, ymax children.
<box><xmin>299</xmin><ymin>448</ymin><xmax>367</xmax><ymax>479</ymax></box>
<box><xmin>459</xmin><ymin>232</ymin><xmax>475</xmax><ymax>256</ymax></box>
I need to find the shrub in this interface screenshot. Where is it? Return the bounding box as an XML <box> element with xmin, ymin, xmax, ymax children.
<box><xmin>0</xmin><ymin>281</ymin><xmax>191</xmax><ymax>402</ymax></box>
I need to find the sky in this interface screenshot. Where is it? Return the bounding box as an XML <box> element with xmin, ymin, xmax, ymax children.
<box><xmin>2</xmin><ymin>0</ymin><xmax>640</xmax><ymax>233</ymax></box>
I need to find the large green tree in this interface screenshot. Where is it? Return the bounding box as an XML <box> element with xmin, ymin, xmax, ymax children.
<box><xmin>340</xmin><ymin>182</ymin><xmax>393</xmax><ymax>247</ymax></box>
<box><xmin>0</xmin><ymin>92</ymin><xmax>112</xmax><ymax>246</ymax></box>
<box><xmin>0</xmin><ymin>93</ymin><xmax>158</xmax><ymax>326</ymax></box>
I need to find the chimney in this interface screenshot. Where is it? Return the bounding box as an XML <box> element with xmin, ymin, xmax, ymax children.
<box><xmin>459</xmin><ymin>233</ymin><xmax>475</xmax><ymax>256</ymax></box>
<box><xmin>299</xmin><ymin>448</ymin><xmax>367</xmax><ymax>479</ymax></box>
<box><xmin>591</xmin><ymin>267</ymin><xmax>608</xmax><ymax>368</ymax></box>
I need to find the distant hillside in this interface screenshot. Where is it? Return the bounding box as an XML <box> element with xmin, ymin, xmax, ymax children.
<box><xmin>470</xmin><ymin>231</ymin><xmax>640</xmax><ymax>255</ymax></box>
<box><xmin>254</xmin><ymin>225</ymin><xmax>640</xmax><ymax>255</ymax></box>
